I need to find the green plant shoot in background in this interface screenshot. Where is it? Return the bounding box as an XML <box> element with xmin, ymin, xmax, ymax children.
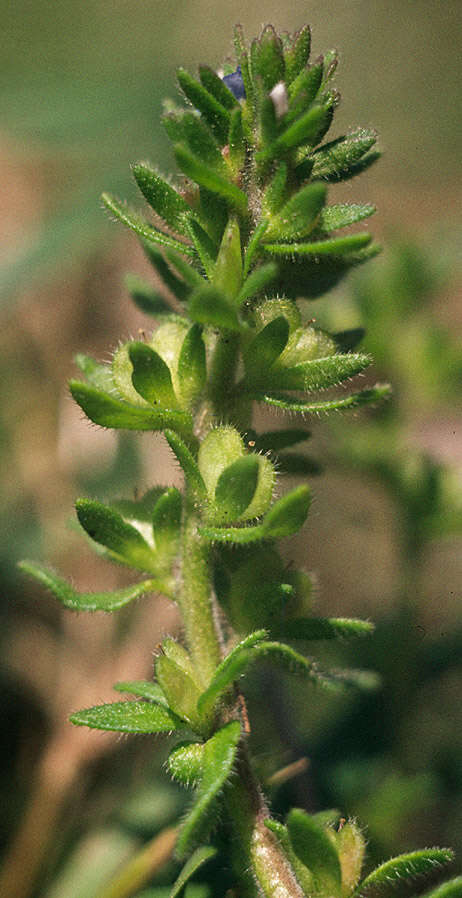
<box><xmin>18</xmin><ymin>23</ymin><xmax>462</xmax><ymax>898</ymax></box>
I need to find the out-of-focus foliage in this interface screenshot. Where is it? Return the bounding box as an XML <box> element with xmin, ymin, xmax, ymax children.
<box><xmin>288</xmin><ymin>240</ymin><xmax>462</xmax><ymax>866</ymax></box>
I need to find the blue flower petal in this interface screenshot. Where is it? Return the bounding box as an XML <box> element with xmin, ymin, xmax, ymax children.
<box><xmin>223</xmin><ymin>66</ymin><xmax>246</xmax><ymax>101</ymax></box>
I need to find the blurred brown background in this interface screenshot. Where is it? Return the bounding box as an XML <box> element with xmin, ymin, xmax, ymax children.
<box><xmin>1</xmin><ymin>2</ymin><xmax>461</xmax><ymax>897</ymax></box>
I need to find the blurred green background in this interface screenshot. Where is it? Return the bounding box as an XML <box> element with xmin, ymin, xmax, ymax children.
<box><xmin>1</xmin><ymin>2</ymin><xmax>461</xmax><ymax>896</ymax></box>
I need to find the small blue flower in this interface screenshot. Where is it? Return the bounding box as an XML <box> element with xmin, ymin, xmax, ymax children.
<box><xmin>223</xmin><ymin>65</ymin><xmax>246</xmax><ymax>100</ymax></box>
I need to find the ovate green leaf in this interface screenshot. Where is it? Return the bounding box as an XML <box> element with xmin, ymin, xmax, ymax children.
<box><xmin>70</xmin><ymin>381</ymin><xmax>193</xmax><ymax>434</ymax></box>
<box><xmin>287</xmin><ymin>809</ymin><xmax>342</xmax><ymax>896</ymax></box>
<box><xmin>214</xmin><ymin>456</ymin><xmax>260</xmax><ymax>523</ymax></box>
<box><xmin>75</xmin><ymin>499</ymin><xmax>157</xmax><ymax>572</ymax></box>
<box><xmin>70</xmin><ymin>700</ymin><xmax>183</xmax><ymax>733</ymax></box>
<box><xmin>262</xmin><ymin>485</ymin><xmax>311</xmax><ymax>539</ymax></box>
<box><xmin>319</xmin><ymin>203</ymin><xmax>376</xmax><ymax>231</ymax></box>
<box><xmin>129</xmin><ymin>342</ymin><xmax>178</xmax><ymax>408</ymax></box>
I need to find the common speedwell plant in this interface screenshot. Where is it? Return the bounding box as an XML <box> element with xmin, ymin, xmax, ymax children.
<box><xmin>21</xmin><ymin>23</ymin><xmax>461</xmax><ymax>898</ymax></box>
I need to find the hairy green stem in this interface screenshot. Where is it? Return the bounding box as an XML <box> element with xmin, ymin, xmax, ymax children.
<box><xmin>208</xmin><ymin>332</ymin><xmax>240</xmax><ymax>418</ymax></box>
<box><xmin>178</xmin><ymin>503</ymin><xmax>222</xmax><ymax>686</ymax></box>
<box><xmin>226</xmin><ymin>747</ymin><xmax>305</xmax><ymax>897</ymax></box>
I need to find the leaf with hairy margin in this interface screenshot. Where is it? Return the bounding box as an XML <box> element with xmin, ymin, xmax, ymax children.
<box><xmin>18</xmin><ymin>561</ymin><xmax>161</xmax><ymax>611</ymax></box>
<box><xmin>70</xmin><ymin>381</ymin><xmax>193</xmax><ymax>434</ymax></box>
<box><xmin>70</xmin><ymin>700</ymin><xmax>183</xmax><ymax>734</ymax></box>
<box><xmin>355</xmin><ymin>850</ymin><xmax>454</xmax><ymax>898</ymax></box>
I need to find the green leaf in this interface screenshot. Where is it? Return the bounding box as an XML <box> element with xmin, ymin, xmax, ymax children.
<box><xmin>278</xmin><ymin>617</ymin><xmax>374</xmax><ymax>640</ymax></box>
<box><xmin>287</xmin><ymin>809</ymin><xmax>342</xmax><ymax>895</ymax></box>
<box><xmin>163</xmin><ymin>111</ymin><xmax>226</xmax><ymax>172</ymax></box>
<box><xmin>199</xmin><ymin>65</ymin><xmax>238</xmax><ymax>110</ymax></box>
<box><xmin>113</xmin><ymin>681</ymin><xmax>168</xmax><ymax>704</ymax></box>
<box><xmin>184</xmin><ymin>219</ymin><xmax>217</xmax><ymax>279</ymax></box>
<box><xmin>167</xmin><ymin>741</ymin><xmax>205</xmax><ymax>787</ymax></box>
<box><xmin>335</xmin><ymin>820</ymin><xmax>366</xmax><ymax>897</ymax></box>
<box><xmin>142</xmin><ymin>243</ymin><xmax>192</xmax><ymax>301</ymax></box>
<box><xmin>198</xmin><ymin>633</ymin><xmax>315</xmax><ymax>717</ymax></box>
<box><xmin>285</xmin><ymin>25</ymin><xmax>311</xmax><ymax>83</ymax></box>
<box><xmin>75</xmin><ymin>498</ymin><xmax>157</xmax><ymax>572</ymax></box>
<box><xmin>265</xmin><ymin>819</ymin><xmax>316</xmax><ymax>895</ymax></box>
<box><xmin>266</xmin><ymin>183</ymin><xmax>327</xmax><ymax>241</ymax></box>
<box><xmin>236</xmin><ymin>262</ymin><xmax>278</xmax><ymax>306</ymax></box>
<box><xmin>422</xmin><ymin>878</ymin><xmax>462</xmax><ymax>898</ymax></box>
<box><xmin>18</xmin><ymin>561</ymin><xmax>159</xmax><ymax>612</ymax></box>
<box><xmin>356</xmin><ymin>850</ymin><xmax>455</xmax><ymax>898</ymax></box>
<box><xmin>125</xmin><ymin>274</ymin><xmax>174</xmax><ymax>317</ymax></box>
<box><xmin>288</xmin><ymin>61</ymin><xmax>323</xmax><ymax>108</ymax></box>
<box><xmin>253</xmin><ymin>428</ymin><xmax>311</xmax><ymax>453</ymax></box>
<box><xmin>243</xmin><ymin>220</ymin><xmax>269</xmax><ymax>277</ymax></box>
<box><xmin>214</xmin><ymin>456</ymin><xmax>260</xmax><ymax>523</ymax></box>
<box><xmin>197</xmin><ymin>630</ymin><xmax>268</xmax><ymax>715</ymax></box>
<box><xmin>156</xmin><ymin>654</ymin><xmax>202</xmax><ymax>729</ymax></box>
<box><xmin>311</xmin><ymin>128</ymin><xmax>378</xmax><ymax>182</ymax></box>
<box><xmin>319</xmin><ymin>203</ymin><xmax>376</xmax><ymax>231</ymax></box>
<box><xmin>70</xmin><ymin>700</ymin><xmax>182</xmax><ymax>734</ymax></box>
<box><xmin>275</xmin><ymin>353</ymin><xmax>372</xmax><ymax>392</ymax></box>
<box><xmin>131</xmin><ymin>163</ymin><xmax>192</xmax><ymax>235</ymax></box>
<box><xmin>152</xmin><ymin>488</ymin><xmax>182</xmax><ymax>558</ymax></box>
<box><xmin>129</xmin><ymin>342</ymin><xmax>178</xmax><ymax>408</ymax></box>
<box><xmin>74</xmin><ymin>354</ymin><xmax>114</xmax><ymax>392</ymax></box>
<box><xmin>200</xmin><ymin>486</ymin><xmax>311</xmax><ymax>544</ymax></box>
<box><xmin>260</xmin><ymin>105</ymin><xmax>330</xmax><ymax>161</ymax></box>
<box><xmin>257</xmin><ymin>384</ymin><xmax>392</xmax><ymax>414</ymax></box>
<box><xmin>177</xmin><ymin>324</ymin><xmax>207</xmax><ymax>407</ymax></box>
<box><xmin>170</xmin><ymin>845</ymin><xmax>218</xmax><ymax>898</ymax></box>
<box><xmin>70</xmin><ymin>381</ymin><xmax>194</xmax><ymax>435</ymax></box>
<box><xmin>233</xmin><ymin>25</ymin><xmax>255</xmax><ymax>111</ymax></box>
<box><xmin>176</xmin><ymin>720</ymin><xmax>241</xmax><ymax>857</ymax></box>
<box><xmin>251</xmin><ymin>25</ymin><xmax>285</xmax><ymax>92</ymax></box>
<box><xmin>264</xmin><ymin>232</ymin><xmax>372</xmax><ymax>256</ymax></box>
<box><xmin>189</xmin><ymin>283</ymin><xmax>240</xmax><ymax>332</ymax></box>
<box><xmin>214</xmin><ymin>216</ymin><xmax>243</xmax><ymax>300</ymax></box>
<box><xmin>102</xmin><ymin>193</ymin><xmax>195</xmax><ymax>257</ymax></box>
<box><xmin>177</xmin><ymin>67</ymin><xmax>230</xmax><ymax>144</ymax></box>
<box><xmin>228</xmin><ymin>106</ymin><xmax>245</xmax><ymax>170</ymax></box>
<box><xmin>263</xmin><ymin>161</ymin><xmax>288</xmax><ymax>215</ymax></box>
<box><xmin>174</xmin><ymin>144</ymin><xmax>248</xmax><ymax>216</ymax></box>
<box><xmin>164</xmin><ymin>430</ymin><xmax>206</xmax><ymax>499</ymax></box>
<box><xmin>263</xmin><ymin>485</ymin><xmax>311</xmax><ymax>539</ymax></box>
<box><xmin>244</xmin><ymin>317</ymin><xmax>290</xmax><ymax>381</ymax></box>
